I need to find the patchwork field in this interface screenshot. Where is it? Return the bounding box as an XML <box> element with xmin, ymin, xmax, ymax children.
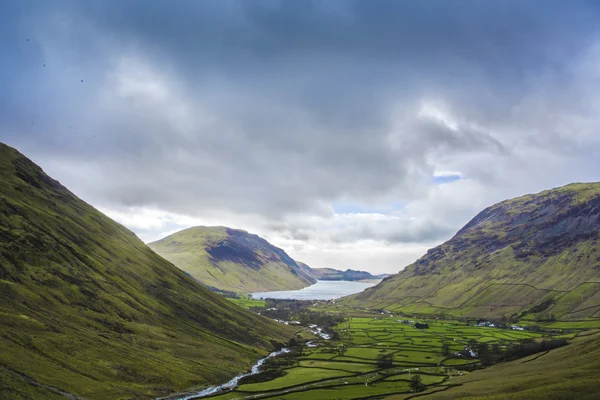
<box><xmin>206</xmin><ymin>317</ymin><xmax>552</xmax><ymax>400</ymax></box>
<box><xmin>405</xmin><ymin>330</ymin><xmax>600</xmax><ymax>400</ymax></box>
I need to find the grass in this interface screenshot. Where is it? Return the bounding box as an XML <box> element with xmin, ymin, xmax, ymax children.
<box><xmin>0</xmin><ymin>143</ymin><xmax>296</xmax><ymax>400</ymax></box>
<box><xmin>237</xmin><ymin>367</ymin><xmax>355</xmax><ymax>392</ymax></box>
<box><xmin>298</xmin><ymin>360</ymin><xmax>377</xmax><ymax>373</ymax></box>
<box><xmin>206</xmin><ymin>316</ymin><xmax>567</xmax><ymax>400</ymax></box>
<box><xmin>413</xmin><ymin>331</ymin><xmax>600</xmax><ymax>400</ymax></box>
<box><xmin>264</xmin><ymin>381</ymin><xmax>412</xmax><ymax>400</ymax></box>
<box><xmin>148</xmin><ymin>226</ymin><xmax>315</xmax><ymax>293</ymax></box>
<box><xmin>227</xmin><ymin>297</ymin><xmax>267</xmax><ymax>309</ymax></box>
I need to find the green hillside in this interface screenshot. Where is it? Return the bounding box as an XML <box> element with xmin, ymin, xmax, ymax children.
<box><xmin>149</xmin><ymin>227</ymin><xmax>316</xmax><ymax>293</ymax></box>
<box><xmin>344</xmin><ymin>183</ymin><xmax>600</xmax><ymax>321</ymax></box>
<box><xmin>0</xmin><ymin>143</ymin><xmax>295</xmax><ymax>400</ymax></box>
<box><xmin>397</xmin><ymin>330</ymin><xmax>600</xmax><ymax>400</ymax></box>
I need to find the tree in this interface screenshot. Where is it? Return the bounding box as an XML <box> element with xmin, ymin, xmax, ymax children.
<box><xmin>410</xmin><ymin>374</ymin><xmax>425</xmax><ymax>392</ymax></box>
<box><xmin>475</xmin><ymin>341</ymin><xmax>489</xmax><ymax>357</ymax></box>
<box><xmin>376</xmin><ymin>353</ymin><xmax>394</xmax><ymax>369</ymax></box>
<box><xmin>287</xmin><ymin>337</ymin><xmax>299</xmax><ymax>348</ymax></box>
<box><xmin>441</xmin><ymin>342</ymin><xmax>451</xmax><ymax>356</ymax></box>
<box><xmin>329</xmin><ymin>331</ymin><xmax>340</xmax><ymax>341</ymax></box>
<box><xmin>467</xmin><ymin>339</ymin><xmax>478</xmax><ymax>351</ymax></box>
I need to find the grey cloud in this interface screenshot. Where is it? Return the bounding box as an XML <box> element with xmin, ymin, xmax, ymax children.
<box><xmin>2</xmin><ymin>0</ymin><xmax>600</xmax><ymax>256</ymax></box>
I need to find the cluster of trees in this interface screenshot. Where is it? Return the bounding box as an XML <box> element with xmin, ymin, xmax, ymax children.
<box><xmin>206</xmin><ymin>285</ymin><xmax>238</xmax><ymax>298</ymax></box>
<box><xmin>410</xmin><ymin>375</ymin><xmax>425</xmax><ymax>392</ymax></box>
<box><xmin>527</xmin><ymin>298</ymin><xmax>556</xmax><ymax>314</ymax></box>
<box><xmin>376</xmin><ymin>352</ymin><xmax>394</xmax><ymax>368</ymax></box>
<box><xmin>464</xmin><ymin>338</ymin><xmax>568</xmax><ymax>366</ymax></box>
<box><xmin>256</xmin><ymin>299</ymin><xmax>345</xmax><ymax>331</ymax></box>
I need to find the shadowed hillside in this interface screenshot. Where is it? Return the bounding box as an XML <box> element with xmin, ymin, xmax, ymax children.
<box><xmin>0</xmin><ymin>143</ymin><xmax>295</xmax><ymax>400</ymax></box>
<box><xmin>344</xmin><ymin>183</ymin><xmax>600</xmax><ymax>321</ymax></box>
<box><xmin>149</xmin><ymin>227</ymin><xmax>315</xmax><ymax>293</ymax></box>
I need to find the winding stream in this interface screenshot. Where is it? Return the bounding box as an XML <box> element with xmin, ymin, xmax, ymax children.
<box><xmin>159</xmin><ymin>325</ymin><xmax>330</xmax><ymax>400</ymax></box>
<box><xmin>161</xmin><ymin>348</ymin><xmax>290</xmax><ymax>400</ymax></box>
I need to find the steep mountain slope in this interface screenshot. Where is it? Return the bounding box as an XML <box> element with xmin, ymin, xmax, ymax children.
<box><xmin>0</xmin><ymin>143</ymin><xmax>295</xmax><ymax>400</ymax></box>
<box><xmin>310</xmin><ymin>267</ymin><xmax>389</xmax><ymax>281</ymax></box>
<box><xmin>345</xmin><ymin>183</ymin><xmax>600</xmax><ymax>321</ymax></box>
<box><xmin>295</xmin><ymin>261</ymin><xmax>318</xmax><ymax>284</ymax></box>
<box><xmin>149</xmin><ymin>227</ymin><xmax>316</xmax><ymax>293</ymax></box>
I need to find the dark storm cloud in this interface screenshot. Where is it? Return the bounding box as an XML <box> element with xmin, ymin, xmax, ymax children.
<box><xmin>2</xmin><ymin>0</ymin><xmax>600</xmax><ymax>252</ymax></box>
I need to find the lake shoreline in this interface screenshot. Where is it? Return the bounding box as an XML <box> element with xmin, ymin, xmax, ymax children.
<box><xmin>250</xmin><ymin>279</ymin><xmax>381</xmax><ymax>301</ymax></box>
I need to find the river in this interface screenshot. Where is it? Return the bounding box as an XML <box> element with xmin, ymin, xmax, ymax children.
<box><xmin>161</xmin><ymin>323</ymin><xmax>334</xmax><ymax>399</ymax></box>
<box><xmin>250</xmin><ymin>279</ymin><xmax>380</xmax><ymax>300</ymax></box>
<box><xmin>158</xmin><ymin>281</ymin><xmax>376</xmax><ymax>399</ymax></box>
<box><xmin>159</xmin><ymin>348</ymin><xmax>290</xmax><ymax>400</ymax></box>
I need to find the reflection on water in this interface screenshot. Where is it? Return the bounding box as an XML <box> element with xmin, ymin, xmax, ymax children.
<box><xmin>251</xmin><ymin>279</ymin><xmax>380</xmax><ymax>300</ymax></box>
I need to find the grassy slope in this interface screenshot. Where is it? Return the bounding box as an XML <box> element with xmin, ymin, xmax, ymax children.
<box><xmin>345</xmin><ymin>183</ymin><xmax>600</xmax><ymax>321</ymax></box>
<box><xmin>407</xmin><ymin>331</ymin><xmax>600</xmax><ymax>400</ymax></box>
<box><xmin>0</xmin><ymin>143</ymin><xmax>295</xmax><ymax>400</ymax></box>
<box><xmin>148</xmin><ymin>227</ymin><xmax>315</xmax><ymax>293</ymax></box>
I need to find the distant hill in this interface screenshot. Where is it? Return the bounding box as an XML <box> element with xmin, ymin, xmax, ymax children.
<box><xmin>310</xmin><ymin>267</ymin><xmax>389</xmax><ymax>281</ymax></box>
<box><xmin>344</xmin><ymin>183</ymin><xmax>600</xmax><ymax>321</ymax></box>
<box><xmin>149</xmin><ymin>227</ymin><xmax>316</xmax><ymax>293</ymax></box>
<box><xmin>0</xmin><ymin>143</ymin><xmax>294</xmax><ymax>400</ymax></box>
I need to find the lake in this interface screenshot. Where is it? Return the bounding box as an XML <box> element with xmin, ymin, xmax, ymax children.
<box><xmin>250</xmin><ymin>279</ymin><xmax>380</xmax><ymax>300</ymax></box>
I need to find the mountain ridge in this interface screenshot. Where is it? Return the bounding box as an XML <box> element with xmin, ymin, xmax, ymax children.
<box><xmin>309</xmin><ymin>267</ymin><xmax>389</xmax><ymax>281</ymax></box>
<box><xmin>344</xmin><ymin>182</ymin><xmax>600</xmax><ymax>321</ymax></box>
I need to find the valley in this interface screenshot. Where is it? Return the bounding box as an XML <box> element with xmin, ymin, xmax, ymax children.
<box><xmin>1</xmin><ymin>141</ymin><xmax>599</xmax><ymax>400</ymax></box>
<box><xmin>189</xmin><ymin>301</ymin><xmax>600</xmax><ymax>400</ymax></box>
<box><xmin>5</xmin><ymin>1</ymin><xmax>600</xmax><ymax>399</ymax></box>
<box><xmin>172</xmin><ymin>182</ymin><xmax>600</xmax><ymax>399</ymax></box>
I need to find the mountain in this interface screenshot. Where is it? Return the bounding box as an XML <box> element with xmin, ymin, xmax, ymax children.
<box><xmin>295</xmin><ymin>261</ymin><xmax>318</xmax><ymax>283</ymax></box>
<box><xmin>148</xmin><ymin>227</ymin><xmax>316</xmax><ymax>293</ymax></box>
<box><xmin>345</xmin><ymin>183</ymin><xmax>600</xmax><ymax>321</ymax></box>
<box><xmin>310</xmin><ymin>267</ymin><xmax>389</xmax><ymax>281</ymax></box>
<box><xmin>0</xmin><ymin>143</ymin><xmax>294</xmax><ymax>400</ymax></box>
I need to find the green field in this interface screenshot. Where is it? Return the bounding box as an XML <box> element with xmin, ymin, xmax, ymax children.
<box><xmin>404</xmin><ymin>330</ymin><xmax>600</xmax><ymax>400</ymax></box>
<box><xmin>227</xmin><ymin>297</ymin><xmax>267</xmax><ymax>309</ymax></box>
<box><xmin>207</xmin><ymin>317</ymin><xmax>556</xmax><ymax>400</ymax></box>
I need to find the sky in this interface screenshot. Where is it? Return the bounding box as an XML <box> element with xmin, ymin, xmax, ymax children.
<box><xmin>2</xmin><ymin>1</ymin><xmax>600</xmax><ymax>274</ymax></box>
